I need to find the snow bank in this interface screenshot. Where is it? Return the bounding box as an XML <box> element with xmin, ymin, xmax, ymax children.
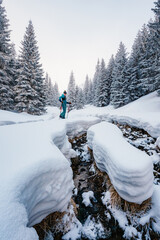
<box><xmin>0</xmin><ymin>116</ymin><xmax>100</xmax><ymax>240</ymax></box>
<box><xmin>70</xmin><ymin>92</ymin><xmax>160</xmax><ymax>138</ymax></box>
<box><xmin>87</xmin><ymin>122</ymin><xmax>154</xmax><ymax>204</ymax></box>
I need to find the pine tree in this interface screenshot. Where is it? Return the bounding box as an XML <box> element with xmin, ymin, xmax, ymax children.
<box><xmin>48</xmin><ymin>77</ymin><xmax>54</xmax><ymax>106</ymax></box>
<box><xmin>96</xmin><ymin>59</ymin><xmax>110</xmax><ymax>107</ymax></box>
<box><xmin>15</xmin><ymin>20</ymin><xmax>46</xmax><ymax>115</ymax></box>
<box><xmin>147</xmin><ymin>2</ymin><xmax>160</xmax><ymax>94</ymax></box>
<box><xmin>67</xmin><ymin>71</ymin><xmax>76</xmax><ymax>109</ymax></box>
<box><xmin>75</xmin><ymin>85</ymin><xmax>79</xmax><ymax>109</ymax></box>
<box><xmin>88</xmin><ymin>79</ymin><xmax>93</xmax><ymax>104</ymax></box>
<box><xmin>44</xmin><ymin>73</ymin><xmax>50</xmax><ymax>105</ymax></box>
<box><xmin>77</xmin><ymin>87</ymin><xmax>85</xmax><ymax>109</ymax></box>
<box><xmin>138</xmin><ymin>24</ymin><xmax>151</xmax><ymax>96</ymax></box>
<box><xmin>0</xmin><ymin>1</ymin><xmax>15</xmax><ymax>110</ymax></box>
<box><xmin>83</xmin><ymin>75</ymin><xmax>90</xmax><ymax>104</ymax></box>
<box><xmin>106</xmin><ymin>55</ymin><xmax>115</xmax><ymax>103</ymax></box>
<box><xmin>110</xmin><ymin>42</ymin><xmax>128</xmax><ymax>108</ymax></box>
<box><xmin>52</xmin><ymin>82</ymin><xmax>60</xmax><ymax>107</ymax></box>
<box><xmin>128</xmin><ymin>24</ymin><xmax>151</xmax><ymax>102</ymax></box>
<box><xmin>92</xmin><ymin>59</ymin><xmax>101</xmax><ymax>106</ymax></box>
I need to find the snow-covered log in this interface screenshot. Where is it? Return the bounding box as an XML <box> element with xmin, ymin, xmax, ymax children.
<box><xmin>0</xmin><ymin>116</ymin><xmax>100</xmax><ymax>240</ymax></box>
<box><xmin>87</xmin><ymin>122</ymin><xmax>154</xmax><ymax>204</ymax></box>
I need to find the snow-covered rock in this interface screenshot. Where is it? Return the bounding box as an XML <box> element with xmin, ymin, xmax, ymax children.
<box><xmin>87</xmin><ymin>122</ymin><xmax>154</xmax><ymax>204</ymax></box>
<box><xmin>0</xmin><ymin>115</ymin><xmax>100</xmax><ymax>240</ymax></box>
<box><xmin>82</xmin><ymin>191</ymin><xmax>95</xmax><ymax>207</ymax></box>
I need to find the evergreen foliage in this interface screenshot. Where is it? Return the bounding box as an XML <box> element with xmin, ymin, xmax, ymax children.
<box><xmin>96</xmin><ymin>59</ymin><xmax>110</xmax><ymax>107</ymax></box>
<box><xmin>52</xmin><ymin>82</ymin><xmax>60</xmax><ymax>107</ymax></box>
<box><xmin>147</xmin><ymin>1</ymin><xmax>160</xmax><ymax>94</ymax></box>
<box><xmin>15</xmin><ymin>21</ymin><xmax>46</xmax><ymax>115</ymax></box>
<box><xmin>67</xmin><ymin>71</ymin><xmax>76</xmax><ymax>109</ymax></box>
<box><xmin>1</xmin><ymin>0</ymin><xmax>160</xmax><ymax>113</ymax></box>
<box><xmin>92</xmin><ymin>59</ymin><xmax>101</xmax><ymax>106</ymax></box>
<box><xmin>83</xmin><ymin>75</ymin><xmax>90</xmax><ymax>104</ymax></box>
<box><xmin>110</xmin><ymin>42</ymin><xmax>128</xmax><ymax>108</ymax></box>
<box><xmin>106</xmin><ymin>55</ymin><xmax>115</xmax><ymax>103</ymax></box>
<box><xmin>0</xmin><ymin>1</ymin><xmax>15</xmax><ymax>110</ymax></box>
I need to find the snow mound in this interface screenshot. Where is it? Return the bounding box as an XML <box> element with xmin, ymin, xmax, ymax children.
<box><xmin>87</xmin><ymin>122</ymin><xmax>154</xmax><ymax>204</ymax></box>
<box><xmin>0</xmin><ymin>116</ymin><xmax>100</xmax><ymax>240</ymax></box>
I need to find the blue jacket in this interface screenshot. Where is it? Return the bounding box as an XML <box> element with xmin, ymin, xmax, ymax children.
<box><xmin>59</xmin><ymin>94</ymin><xmax>70</xmax><ymax>105</ymax></box>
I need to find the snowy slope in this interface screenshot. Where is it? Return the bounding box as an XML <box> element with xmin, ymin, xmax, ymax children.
<box><xmin>70</xmin><ymin>91</ymin><xmax>160</xmax><ymax>138</ymax></box>
<box><xmin>0</xmin><ymin>114</ymin><xmax>100</xmax><ymax>240</ymax></box>
<box><xmin>87</xmin><ymin>122</ymin><xmax>154</xmax><ymax>204</ymax></box>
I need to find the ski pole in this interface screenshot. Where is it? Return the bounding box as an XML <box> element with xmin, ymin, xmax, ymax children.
<box><xmin>59</xmin><ymin>104</ymin><xmax>62</xmax><ymax>118</ymax></box>
<box><xmin>66</xmin><ymin>105</ymin><xmax>70</xmax><ymax>119</ymax></box>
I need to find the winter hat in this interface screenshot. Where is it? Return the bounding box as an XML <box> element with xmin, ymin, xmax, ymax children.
<box><xmin>64</xmin><ymin>90</ymin><xmax>67</xmax><ymax>94</ymax></box>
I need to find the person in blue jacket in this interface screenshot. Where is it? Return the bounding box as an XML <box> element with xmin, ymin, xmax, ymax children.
<box><xmin>59</xmin><ymin>90</ymin><xmax>71</xmax><ymax>119</ymax></box>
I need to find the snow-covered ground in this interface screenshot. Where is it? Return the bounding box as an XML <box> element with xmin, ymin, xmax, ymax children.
<box><xmin>0</xmin><ymin>108</ymin><xmax>100</xmax><ymax>240</ymax></box>
<box><xmin>0</xmin><ymin>91</ymin><xmax>159</xmax><ymax>240</ymax></box>
<box><xmin>0</xmin><ymin>106</ymin><xmax>59</xmax><ymax>126</ymax></box>
<box><xmin>87</xmin><ymin>122</ymin><xmax>153</xmax><ymax>204</ymax></box>
<box><xmin>70</xmin><ymin>91</ymin><xmax>160</xmax><ymax>138</ymax></box>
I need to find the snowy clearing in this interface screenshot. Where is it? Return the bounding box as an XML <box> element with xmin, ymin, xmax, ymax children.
<box><xmin>87</xmin><ymin>122</ymin><xmax>154</xmax><ymax>204</ymax></box>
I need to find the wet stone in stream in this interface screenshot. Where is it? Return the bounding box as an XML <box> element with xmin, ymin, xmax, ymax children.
<box><xmin>70</xmin><ymin>133</ymin><xmax>125</xmax><ymax>239</ymax></box>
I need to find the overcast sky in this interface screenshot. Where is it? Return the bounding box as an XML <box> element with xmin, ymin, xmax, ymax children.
<box><xmin>4</xmin><ymin>0</ymin><xmax>155</xmax><ymax>91</ymax></box>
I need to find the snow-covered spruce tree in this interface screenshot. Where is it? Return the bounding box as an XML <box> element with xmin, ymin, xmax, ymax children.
<box><xmin>105</xmin><ymin>55</ymin><xmax>115</xmax><ymax>103</ymax></box>
<box><xmin>75</xmin><ymin>85</ymin><xmax>79</xmax><ymax>109</ymax></box>
<box><xmin>44</xmin><ymin>73</ymin><xmax>50</xmax><ymax>105</ymax></box>
<box><xmin>52</xmin><ymin>82</ymin><xmax>60</xmax><ymax>107</ymax></box>
<box><xmin>127</xmin><ymin>25</ymin><xmax>149</xmax><ymax>102</ymax></box>
<box><xmin>147</xmin><ymin>2</ymin><xmax>160</xmax><ymax>94</ymax></box>
<box><xmin>15</xmin><ymin>20</ymin><xmax>46</xmax><ymax>115</ymax></box>
<box><xmin>96</xmin><ymin>59</ymin><xmax>110</xmax><ymax>107</ymax></box>
<box><xmin>7</xmin><ymin>43</ymin><xmax>20</xmax><ymax>109</ymax></box>
<box><xmin>77</xmin><ymin>87</ymin><xmax>84</xmax><ymax>109</ymax></box>
<box><xmin>75</xmin><ymin>85</ymin><xmax>84</xmax><ymax>109</ymax></box>
<box><xmin>83</xmin><ymin>75</ymin><xmax>90</xmax><ymax>104</ymax></box>
<box><xmin>0</xmin><ymin>1</ymin><xmax>15</xmax><ymax>110</ymax></box>
<box><xmin>138</xmin><ymin>24</ymin><xmax>151</xmax><ymax>96</ymax></box>
<box><xmin>67</xmin><ymin>71</ymin><xmax>76</xmax><ymax>109</ymax></box>
<box><xmin>110</xmin><ymin>42</ymin><xmax>128</xmax><ymax>108</ymax></box>
<box><xmin>47</xmin><ymin>77</ymin><xmax>54</xmax><ymax>105</ymax></box>
<box><xmin>92</xmin><ymin>59</ymin><xmax>101</xmax><ymax>106</ymax></box>
<box><xmin>88</xmin><ymin>79</ymin><xmax>93</xmax><ymax>104</ymax></box>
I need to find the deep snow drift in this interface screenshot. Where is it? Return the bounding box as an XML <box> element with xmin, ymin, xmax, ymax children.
<box><xmin>0</xmin><ymin>112</ymin><xmax>100</xmax><ymax>240</ymax></box>
<box><xmin>87</xmin><ymin>122</ymin><xmax>154</xmax><ymax>204</ymax></box>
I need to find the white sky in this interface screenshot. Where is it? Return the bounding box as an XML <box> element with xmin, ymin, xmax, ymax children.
<box><xmin>4</xmin><ymin>0</ymin><xmax>155</xmax><ymax>91</ymax></box>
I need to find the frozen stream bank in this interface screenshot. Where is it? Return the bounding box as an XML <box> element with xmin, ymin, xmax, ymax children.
<box><xmin>34</xmin><ymin>123</ymin><xmax>160</xmax><ymax>240</ymax></box>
